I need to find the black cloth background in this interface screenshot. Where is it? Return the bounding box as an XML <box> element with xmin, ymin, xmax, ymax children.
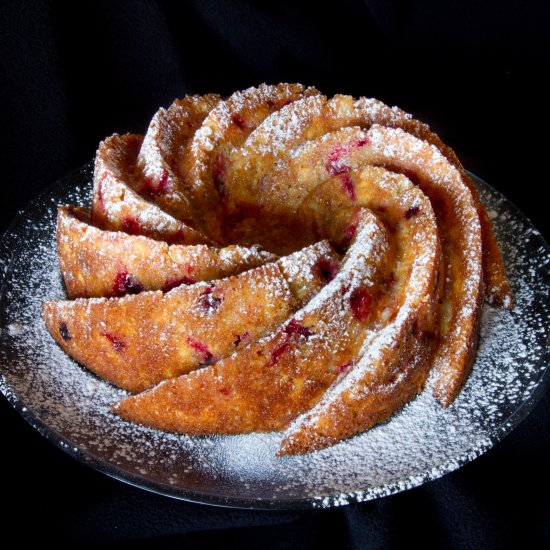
<box><xmin>1</xmin><ymin>1</ymin><xmax>549</xmax><ymax>547</ymax></box>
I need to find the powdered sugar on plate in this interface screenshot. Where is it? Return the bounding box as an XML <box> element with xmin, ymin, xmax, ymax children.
<box><xmin>0</xmin><ymin>165</ymin><xmax>549</xmax><ymax>509</ymax></box>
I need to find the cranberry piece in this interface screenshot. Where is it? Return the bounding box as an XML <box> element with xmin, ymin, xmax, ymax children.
<box><xmin>315</xmin><ymin>258</ymin><xmax>339</xmax><ymax>283</ymax></box>
<box><xmin>186</xmin><ymin>337</ymin><xmax>215</xmax><ymax>365</ymax></box>
<box><xmin>162</xmin><ymin>275</ymin><xmax>195</xmax><ymax>292</ymax></box>
<box><xmin>121</xmin><ymin>216</ymin><xmax>141</xmax><ymax>235</ymax></box>
<box><xmin>284</xmin><ymin>319</ymin><xmax>313</xmax><ymax>338</ymax></box>
<box><xmin>201</xmin><ymin>294</ymin><xmax>222</xmax><ymax>310</ymax></box>
<box><xmin>325</xmin><ymin>136</ymin><xmax>368</xmax><ymax>176</ymax></box>
<box><xmin>341</xmin><ymin>217</ymin><xmax>359</xmax><ymax>249</ymax></box>
<box><xmin>326</xmin><ymin>145</ymin><xmax>351</xmax><ymax>176</ymax></box>
<box><xmin>198</xmin><ymin>285</ymin><xmax>223</xmax><ymax>311</ymax></box>
<box><xmin>59</xmin><ymin>321</ymin><xmax>71</xmax><ymax>341</ymax></box>
<box><xmin>267</xmin><ymin>320</ymin><xmax>313</xmax><ymax>367</ymax></box>
<box><xmin>405</xmin><ymin>206</ymin><xmax>420</xmax><ymax>219</ymax></box>
<box><xmin>112</xmin><ymin>271</ymin><xmax>144</xmax><ymax>297</ymax></box>
<box><xmin>234</xmin><ymin>331</ymin><xmax>251</xmax><ymax>347</ymax></box>
<box><xmin>327</xmin><ymin>145</ymin><xmax>343</xmax><ymax>164</ymax></box>
<box><xmin>340</xmin><ymin>174</ymin><xmax>356</xmax><ymax>201</ymax></box>
<box><xmin>326</xmin><ymin>145</ymin><xmax>347</xmax><ymax>176</ymax></box>
<box><xmin>328</xmin><ymin>163</ymin><xmax>350</xmax><ymax>176</ymax></box>
<box><xmin>345</xmin><ymin>221</ymin><xmax>358</xmax><ymax>241</ymax></box>
<box><xmin>218</xmin><ymin>387</ymin><xmax>230</xmax><ymax>395</ymax></box>
<box><xmin>212</xmin><ymin>152</ymin><xmax>226</xmax><ymax>193</ymax></box>
<box><xmin>143</xmin><ymin>170</ymin><xmax>171</xmax><ymax>197</ymax></box>
<box><xmin>102</xmin><ymin>332</ymin><xmax>126</xmax><ymax>352</ymax></box>
<box><xmin>231</xmin><ymin>113</ymin><xmax>249</xmax><ymax>129</ymax></box>
<box><xmin>350</xmin><ymin>287</ymin><xmax>372</xmax><ymax>321</ymax></box>
<box><xmin>267</xmin><ymin>338</ymin><xmax>291</xmax><ymax>367</ymax></box>
<box><xmin>157</xmin><ymin>170</ymin><xmax>170</xmax><ymax>193</ymax></box>
<box><xmin>337</xmin><ymin>360</ymin><xmax>355</xmax><ymax>373</ymax></box>
<box><xmin>199</xmin><ymin>355</ymin><xmax>216</xmax><ymax>366</ymax></box>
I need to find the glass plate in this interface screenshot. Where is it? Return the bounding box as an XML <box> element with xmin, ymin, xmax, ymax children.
<box><xmin>1</xmin><ymin>165</ymin><xmax>549</xmax><ymax>510</ymax></box>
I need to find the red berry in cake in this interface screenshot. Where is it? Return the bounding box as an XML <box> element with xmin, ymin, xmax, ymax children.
<box><xmin>186</xmin><ymin>337</ymin><xmax>215</xmax><ymax>365</ymax></box>
<box><xmin>337</xmin><ymin>360</ymin><xmax>355</xmax><ymax>373</ymax></box>
<box><xmin>340</xmin><ymin>174</ymin><xmax>356</xmax><ymax>201</ymax></box>
<box><xmin>102</xmin><ymin>332</ymin><xmax>126</xmax><ymax>352</ymax></box>
<box><xmin>267</xmin><ymin>338</ymin><xmax>291</xmax><ymax>367</ymax></box>
<box><xmin>112</xmin><ymin>271</ymin><xmax>144</xmax><ymax>297</ymax></box>
<box><xmin>198</xmin><ymin>285</ymin><xmax>223</xmax><ymax>311</ymax></box>
<box><xmin>143</xmin><ymin>170</ymin><xmax>171</xmax><ymax>197</ymax></box>
<box><xmin>315</xmin><ymin>257</ymin><xmax>339</xmax><ymax>283</ymax></box>
<box><xmin>234</xmin><ymin>331</ymin><xmax>251</xmax><ymax>347</ymax></box>
<box><xmin>350</xmin><ymin>287</ymin><xmax>372</xmax><ymax>321</ymax></box>
<box><xmin>59</xmin><ymin>321</ymin><xmax>71</xmax><ymax>341</ymax></box>
<box><xmin>162</xmin><ymin>275</ymin><xmax>195</xmax><ymax>292</ymax></box>
<box><xmin>405</xmin><ymin>206</ymin><xmax>420</xmax><ymax>219</ymax></box>
<box><xmin>231</xmin><ymin>114</ymin><xmax>250</xmax><ymax>129</ymax></box>
<box><xmin>212</xmin><ymin>152</ymin><xmax>226</xmax><ymax>193</ymax></box>
<box><xmin>284</xmin><ymin>319</ymin><xmax>313</xmax><ymax>338</ymax></box>
<box><xmin>121</xmin><ymin>216</ymin><xmax>141</xmax><ymax>235</ymax></box>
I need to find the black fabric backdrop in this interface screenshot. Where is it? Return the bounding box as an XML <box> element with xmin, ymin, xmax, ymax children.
<box><xmin>1</xmin><ymin>1</ymin><xmax>549</xmax><ymax>547</ymax></box>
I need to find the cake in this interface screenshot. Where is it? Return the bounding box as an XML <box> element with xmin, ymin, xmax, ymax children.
<box><xmin>42</xmin><ymin>83</ymin><xmax>511</xmax><ymax>455</ymax></box>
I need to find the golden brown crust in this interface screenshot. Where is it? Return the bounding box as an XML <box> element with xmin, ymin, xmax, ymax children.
<box><xmin>185</xmin><ymin>83</ymin><xmax>319</xmax><ymax>239</ymax></box>
<box><xmin>279</xmin><ymin>324</ymin><xmax>437</xmax><ymax>454</ymax></box>
<box><xmin>280</xmin><ymin>166</ymin><xmax>442</xmax><ymax>454</ymax></box>
<box><xmin>353</xmin><ymin>99</ymin><xmax>509</xmax><ymax>308</ymax></box>
<box><xmin>44</xmin><ymin>243</ymin><xmax>337</xmax><ymax>393</ymax></box>
<box><xmin>57</xmin><ymin>205</ymin><xmax>277</xmax><ymax>298</ymax></box>
<box><xmin>114</xmin><ymin>211</ymin><xmax>393</xmax><ymax>432</ymax></box>
<box><xmin>225</xmin><ymin>110</ymin><xmax>483</xmax><ymax>407</ymax></box>
<box><xmin>223</xmin><ymin>94</ymin><xmax>510</xmax><ymax>308</ymax></box>
<box><xmin>113</xmin><ymin>166</ymin><xmax>443</xmax><ymax>451</ymax></box>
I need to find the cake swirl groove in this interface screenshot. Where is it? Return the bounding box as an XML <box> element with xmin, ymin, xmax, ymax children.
<box><xmin>42</xmin><ymin>83</ymin><xmax>511</xmax><ymax>455</ymax></box>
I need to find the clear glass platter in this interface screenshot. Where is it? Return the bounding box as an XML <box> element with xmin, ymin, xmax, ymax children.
<box><xmin>1</xmin><ymin>164</ymin><xmax>549</xmax><ymax>509</ymax></box>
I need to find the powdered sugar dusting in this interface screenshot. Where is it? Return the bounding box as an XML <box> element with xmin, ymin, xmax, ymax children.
<box><xmin>1</xmin><ymin>167</ymin><xmax>549</xmax><ymax>509</ymax></box>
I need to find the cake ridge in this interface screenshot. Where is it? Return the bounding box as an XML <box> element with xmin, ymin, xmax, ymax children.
<box><xmin>92</xmin><ymin>133</ymin><xmax>212</xmax><ymax>245</ymax></box>
<box><xmin>134</xmin><ymin>93</ymin><xmax>221</xmax><ymax>225</ymax></box>
<box><xmin>57</xmin><ymin>204</ymin><xmax>277</xmax><ymax>299</ymax></box>
<box><xmin>113</xmin><ymin>210</ymin><xmax>394</xmax><ymax>433</ymax></box>
<box><xmin>43</xmin><ymin>242</ymin><xmax>337</xmax><ymax>393</ymax></box>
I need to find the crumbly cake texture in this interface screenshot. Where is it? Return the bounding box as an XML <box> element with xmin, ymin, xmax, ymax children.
<box><xmin>40</xmin><ymin>83</ymin><xmax>513</xmax><ymax>456</ymax></box>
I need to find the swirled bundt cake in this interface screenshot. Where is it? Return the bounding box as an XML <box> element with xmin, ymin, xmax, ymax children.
<box><xmin>42</xmin><ymin>83</ymin><xmax>511</xmax><ymax>455</ymax></box>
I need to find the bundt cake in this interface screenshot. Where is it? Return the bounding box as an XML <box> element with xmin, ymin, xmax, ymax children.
<box><xmin>42</xmin><ymin>83</ymin><xmax>511</xmax><ymax>455</ymax></box>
